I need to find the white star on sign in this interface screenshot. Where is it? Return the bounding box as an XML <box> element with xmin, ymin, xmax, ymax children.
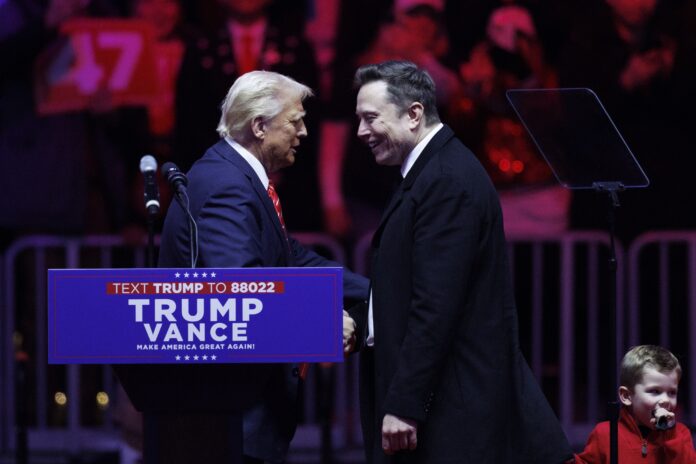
<box><xmin>175</xmin><ymin>355</ymin><xmax>181</xmax><ymax>360</ymax></box>
<box><xmin>211</xmin><ymin>272</ymin><xmax>217</xmax><ymax>277</ymax></box>
<box><xmin>183</xmin><ymin>272</ymin><xmax>189</xmax><ymax>278</ymax></box>
<box><xmin>175</xmin><ymin>272</ymin><xmax>180</xmax><ymax>278</ymax></box>
<box><xmin>202</xmin><ymin>355</ymin><xmax>208</xmax><ymax>360</ymax></box>
<box><xmin>194</xmin><ymin>355</ymin><xmax>199</xmax><ymax>360</ymax></box>
<box><xmin>193</xmin><ymin>272</ymin><xmax>199</xmax><ymax>277</ymax></box>
<box><xmin>202</xmin><ymin>272</ymin><xmax>207</xmax><ymax>277</ymax></box>
<box><xmin>184</xmin><ymin>355</ymin><xmax>190</xmax><ymax>360</ymax></box>
<box><xmin>211</xmin><ymin>355</ymin><xmax>217</xmax><ymax>360</ymax></box>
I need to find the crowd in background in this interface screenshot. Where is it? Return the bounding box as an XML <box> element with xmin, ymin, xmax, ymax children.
<box><xmin>3</xmin><ymin>0</ymin><xmax>696</xmax><ymax>456</ymax></box>
<box><xmin>2</xmin><ymin>0</ymin><xmax>696</xmax><ymax>251</ymax></box>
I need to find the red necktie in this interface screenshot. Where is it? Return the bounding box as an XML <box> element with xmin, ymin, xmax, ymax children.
<box><xmin>267</xmin><ymin>181</ymin><xmax>287</xmax><ymax>236</ymax></box>
<box><xmin>267</xmin><ymin>182</ymin><xmax>308</xmax><ymax>380</ymax></box>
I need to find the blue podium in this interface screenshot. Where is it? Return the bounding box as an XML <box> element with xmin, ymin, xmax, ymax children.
<box><xmin>49</xmin><ymin>267</ymin><xmax>344</xmax><ymax>464</ymax></box>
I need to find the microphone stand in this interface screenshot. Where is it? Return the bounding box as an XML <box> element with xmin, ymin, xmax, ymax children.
<box><xmin>173</xmin><ymin>190</ymin><xmax>197</xmax><ymax>269</ymax></box>
<box><xmin>146</xmin><ymin>211</ymin><xmax>157</xmax><ymax>268</ymax></box>
<box><xmin>161</xmin><ymin>162</ymin><xmax>197</xmax><ymax>268</ymax></box>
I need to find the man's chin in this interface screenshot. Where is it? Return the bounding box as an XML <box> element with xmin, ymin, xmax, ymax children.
<box><xmin>270</xmin><ymin>158</ymin><xmax>295</xmax><ymax>173</ymax></box>
<box><xmin>374</xmin><ymin>151</ymin><xmax>397</xmax><ymax>166</ymax></box>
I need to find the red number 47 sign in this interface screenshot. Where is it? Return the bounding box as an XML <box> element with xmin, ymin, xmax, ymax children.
<box><xmin>35</xmin><ymin>18</ymin><xmax>159</xmax><ymax>115</ymax></box>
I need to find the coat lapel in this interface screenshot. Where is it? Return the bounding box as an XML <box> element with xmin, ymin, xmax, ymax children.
<box><xmin>401</xmin><ymin>124</ymin><xmax>454</xmax><ymax>189</ymax></box>
<box><xmin>371</xmin><ymin>183</ymin><xmax>404</xmax><ymax>248</ymax></box>
<box><xmin>212</xmin><ymin>140</ymin><xmax>289</xmax><ymax>249</ymax></box>
<box><xmin>371</xmin><ymin>125</ymin><xmax>455</xmax><ymax>248</ymax></box>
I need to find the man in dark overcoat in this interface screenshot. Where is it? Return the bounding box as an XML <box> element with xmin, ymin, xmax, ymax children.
<box><xmin>350</xmin><ymin>60</ymin><xmax>572</xmax><ymax>463</ymax></box>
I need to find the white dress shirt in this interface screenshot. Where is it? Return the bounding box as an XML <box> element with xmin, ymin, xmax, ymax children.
<box><xmin>366</xmin><ymin>123</ymin><xmax>443</xmax><ymax>346</ymax></box>
<box><xmin>225</xmin><ymin>136</ymin><xmax>269</xmax><ymax>188</ymax></box>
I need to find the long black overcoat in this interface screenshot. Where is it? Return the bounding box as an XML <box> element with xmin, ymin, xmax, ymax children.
<box><xmin>354</xmin><ymin>125</ymin><xmax>572</xmax><ymax>464</ymax></box>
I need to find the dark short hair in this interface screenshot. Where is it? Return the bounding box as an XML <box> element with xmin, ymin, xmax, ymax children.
<box><xmin>620</xmin><ymin>345</ymin><xmax>682</xmax><ymax>389</ymax></box>
<box><xmin>354</xmin><ymin>60</ymin><xmax>440</xmax><ymax>126</ymax></box>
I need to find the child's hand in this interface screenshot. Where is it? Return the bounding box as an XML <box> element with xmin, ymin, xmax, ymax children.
<box><xmin>652</xmin><ymin>406</ymin><xmax>675</xmax><ymax>430</ymax></box>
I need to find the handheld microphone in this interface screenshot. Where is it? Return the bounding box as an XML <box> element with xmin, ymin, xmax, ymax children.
<box><xmin>139</xmin><ymin>155</ymin><xmax>160</xmax><ymax>216</ymax></box>
<box><xmin>161</xmin><ymin>162</ymin><xmax>188</xmax><ymax>197</ymax></box>
<box><xmin>653</xmin><ymin>406</ymin><xmax>674</xmax><ymax>431</ymax></box>
<box><xmin>655</xmin><ymin>414</ymin><xmax>671</xmax><ymax>430</ymax></box>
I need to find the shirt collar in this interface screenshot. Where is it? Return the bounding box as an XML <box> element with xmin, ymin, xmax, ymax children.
<box><xmin>400</xmin><ymin>123</ymin><xmax>444</xmax><ymax>178</ymax></box>
<box><xmin>225</xmin><ymin>136</ymin><xmax>269</xmax><ymax>189</ymax></box>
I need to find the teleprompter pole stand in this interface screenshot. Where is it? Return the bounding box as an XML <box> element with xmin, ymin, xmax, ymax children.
<box><xmin>505</xmin><ymin>87</ymin><xmax>650</xmax><ymax>464</ymax></box>
<box><xmin>594</xmin><ymin>181</ymin><xmax>624</xmax><ymax>464</ymax></box>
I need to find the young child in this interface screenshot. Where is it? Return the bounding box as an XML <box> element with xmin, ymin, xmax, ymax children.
<box><xmin>576</xmin><ymin>345</ymin><xmax>696</xmax><ymax>463</ymax></box>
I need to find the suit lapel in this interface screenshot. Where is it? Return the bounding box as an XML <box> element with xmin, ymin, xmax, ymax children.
<box><xmin>401</xmin><ymin>125</ymin><xmax>454</xmax><ymax>189</ymax></box>
<box><xmin>213</xmin><ymin>140</ymin><xmax>289</xmax><ymax>250</ymax></box>
<box><xmin>371</xmin><ymin>183</ymin><xmax>404</xmax><ymax>248</ymax></box>
<box><xmin>371</xmin><ymin>125</ymin><xmax>455</xmax><ymax>248</ymax></box>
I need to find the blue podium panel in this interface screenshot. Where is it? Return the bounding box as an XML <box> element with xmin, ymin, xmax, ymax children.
<box><xmin>48</xmin><ymin>267</ymin><xmax>343</xmax><ymax>364</ymax></box>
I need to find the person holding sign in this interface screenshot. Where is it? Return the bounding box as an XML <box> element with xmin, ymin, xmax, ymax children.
<box><xmin>158</xmin><ymin>70</ymin><xmax>368</xmax><ymax>464</ymax></box>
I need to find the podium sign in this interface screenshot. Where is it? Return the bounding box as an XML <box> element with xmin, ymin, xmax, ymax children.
<box><xmin>35</xmin><ymin>19</ymin><xmax>159</xmax><ymax>115</ymax></box>
<box><xmin>48</xmin><ymin>267</ymin><xmax>343</xmax><ymax>364</ymax></box>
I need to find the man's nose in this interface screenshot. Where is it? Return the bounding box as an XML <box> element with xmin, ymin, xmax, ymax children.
<box><xmin>357</xmin><ymin>120</ymin><xmax>369</xmax><ymax>139</ymax></box>
<box><xmin>298</xmin><ymin>121</ymin><xmax>307</xmax><ymax>138</ymax></box>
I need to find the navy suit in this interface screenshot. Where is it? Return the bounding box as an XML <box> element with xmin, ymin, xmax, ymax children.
<box><xmin>351</xmin><ymin>125</ymin><xmax>572</xmax><ymax>463</ymax></box>
<box><xmin>159</xmin><ymin>139</ymin><xmax>368</xmax><ymax>462</ymax></box>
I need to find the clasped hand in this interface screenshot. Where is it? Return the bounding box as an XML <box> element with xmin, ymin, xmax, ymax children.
<box><xmin>343</xmin><ymin>310</ymin><xmax>356</xmax><ymax>354</ymax></box>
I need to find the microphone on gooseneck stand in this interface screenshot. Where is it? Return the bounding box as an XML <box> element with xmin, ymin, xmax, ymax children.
<box><xmin>161</xmin><ymin>162</ymin><xmax>188</xmax><ymax>199</ymax></box>
<box><xmin>139</xmin><ymin>155</ymin><xmax>160</xmax><ymax>216</ymax></box>
<box><xmin>161</xmin><ymin>162</ymin><xmax>198</xmax><ymax>268</ymax></box>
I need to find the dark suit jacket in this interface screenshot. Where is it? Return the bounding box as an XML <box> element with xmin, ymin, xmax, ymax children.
<box><xmin>352</xmin><ymin>125</ymin><xmax>572</xmax><ymax>463</ymax></box>
<box><xmin>159</xmin><ymin>139</ymin><xmax>368</xmax><ymax>462</ymax></box>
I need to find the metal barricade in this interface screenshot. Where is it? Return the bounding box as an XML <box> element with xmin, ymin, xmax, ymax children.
<box><xmin>353</xmin><ymin>230</ymin><xmax>625</xmax><ymax>444</ymax></box>
<box><xmin>627</xmin><ymin>231</ymin><xmax>696</xmax><ymax>425</ymax></box>
<box><xmin>508</xmin><ymin>232</ymin><xmax>625</xmax><ymax>442</ymax></box>
<box><xmin>2</xmin><ymin>235</ymin><xmax>148</xmax><ymax>458</ymax></box>
<box><xmin>0</xmin><ymin>233</ymin><xmax>356</xmax><ymax>459</ymax></box>
<box><xmin>11</xmin><ymin>230</ymin><xmax>696</xmax><ymax>455</ymax></box>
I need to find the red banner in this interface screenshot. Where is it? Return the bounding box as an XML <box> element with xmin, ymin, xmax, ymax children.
<box><xmin>35</xmin><ymin>18</ymin><xmax>159</xmax><ymax>115</ymax></box>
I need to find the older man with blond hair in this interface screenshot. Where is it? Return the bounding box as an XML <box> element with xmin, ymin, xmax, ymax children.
<box><xmin>160</xmin><ymin>70</ymin><xmax>368</xmax><ymax>463</ymax></box>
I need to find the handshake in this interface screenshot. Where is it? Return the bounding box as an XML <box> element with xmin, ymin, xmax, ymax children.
<box><xmin>343</xmin><ymin>310</ymin><xmax>357</xmax><ymax>355</ymax></box>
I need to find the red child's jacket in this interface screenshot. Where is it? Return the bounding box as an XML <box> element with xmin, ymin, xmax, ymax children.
<box><xmin>575</xmin><ymin>408</ymin><xmax>696</xmax><ymax>463</ymax></box>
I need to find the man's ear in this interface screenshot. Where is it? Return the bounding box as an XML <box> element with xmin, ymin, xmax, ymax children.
<box><xmin>618</xmin><ymin>386</ymin><xmax>633</xmax><ymax>407</ymax></box>
<box><xmin>407</xmin><ymin>102</ymin><xmax>424</xmax><ymax>129</ymax></box>
<box><xmin>251</xmin><ymin>117</ymin><xmax>266</xmax><ymax>140</ymax></box>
